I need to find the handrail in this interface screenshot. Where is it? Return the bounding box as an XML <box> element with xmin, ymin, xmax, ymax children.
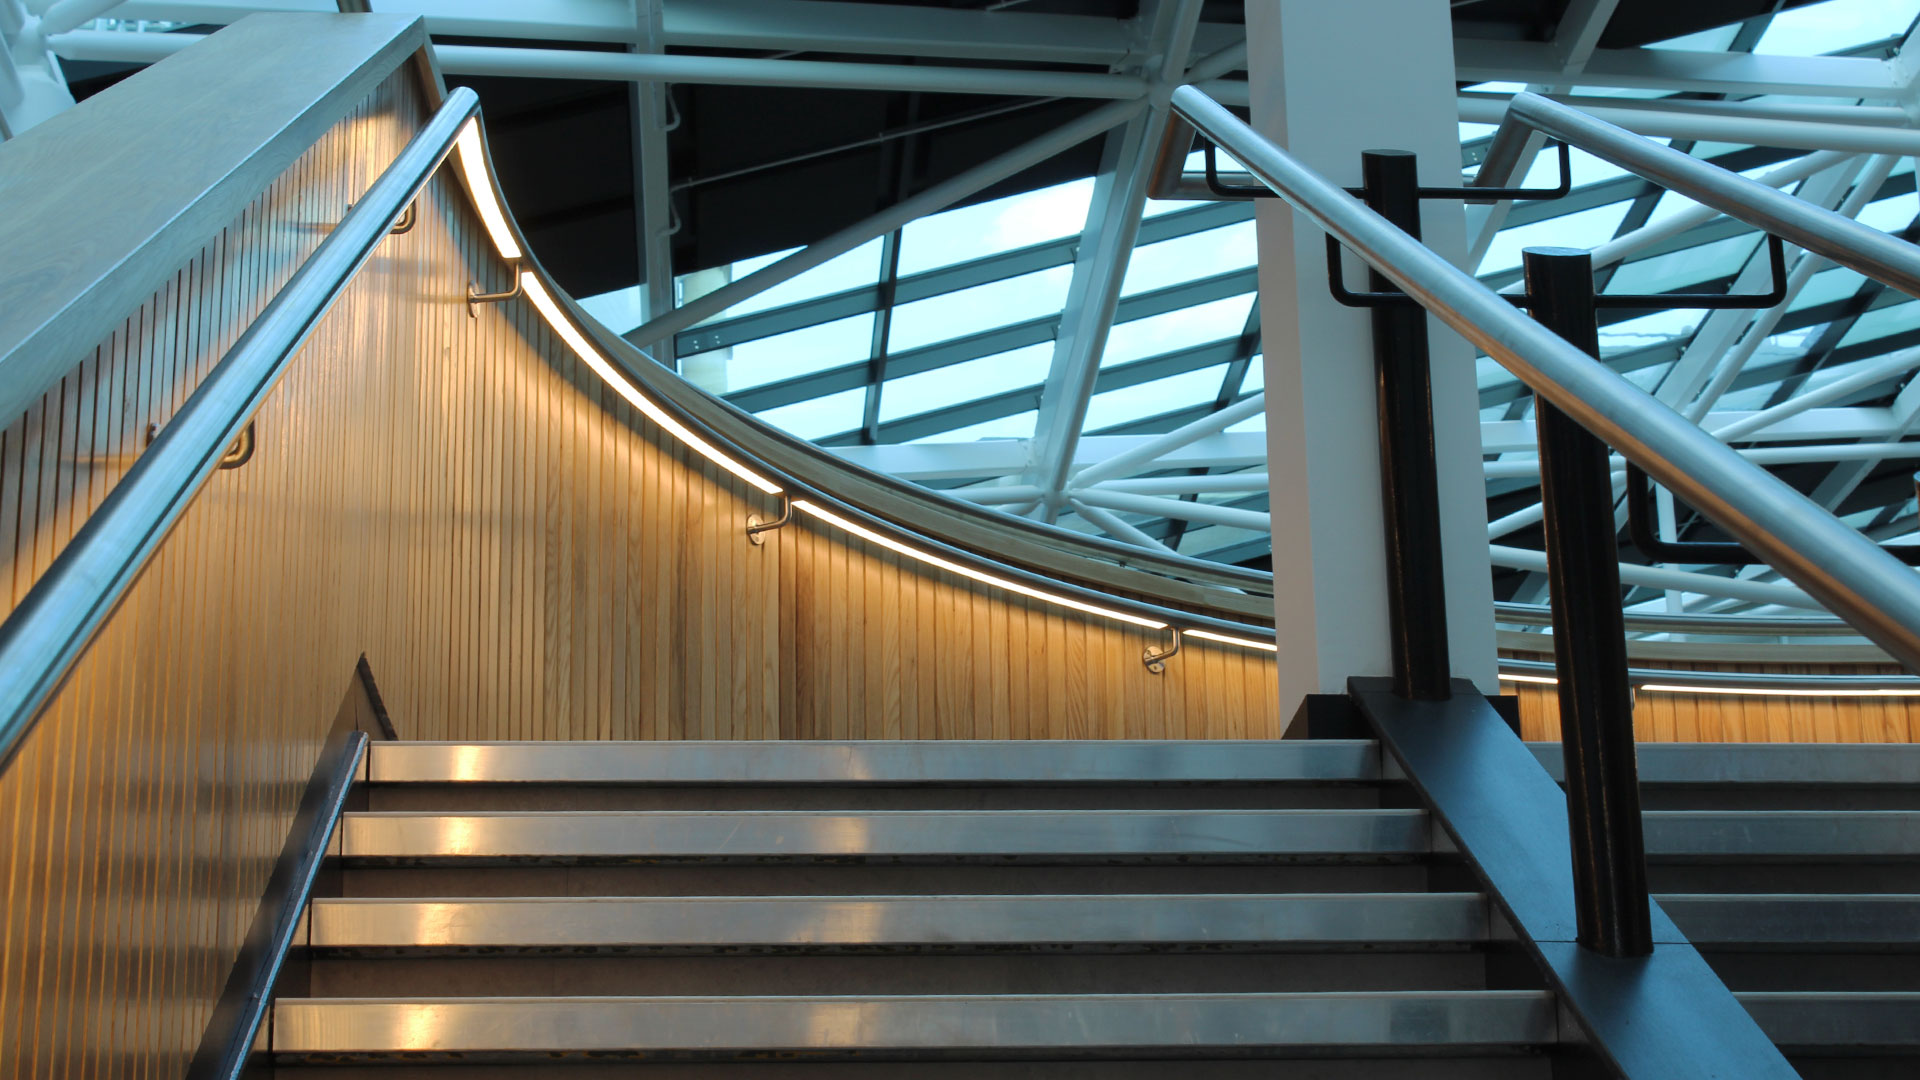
<box><xmin>1496</xmin><ymin>92</ymin><xmax>1920</xmax><ymax>299</ymax></box>
<box><xmin>1493</xmin><ymin>601</ymin><xmax>1864</xmax><ymax>637</ymax></box>
<box><xmin>1498</xmin><ymin>658</ymin><xmax>1920</xmax><ymax>694</ymax></box>
<box><xmin>1170</xmin><ymin>84</ymin><xmax>1920</xmax><ymax>673</ymax></box>
<box><xmin>607</xmin><ymin>343</ymin><xmax>1277</xmax><ymax>598</ymax></box>
<box><xmin>0</xmin><ymin>87</ymin><xmax>481</xmax><ymax>775</ymax></box>
<box><xmin>536</xmin><ymin>276</ymin><xmax>1283</xmax><ymax>648</ymax></box>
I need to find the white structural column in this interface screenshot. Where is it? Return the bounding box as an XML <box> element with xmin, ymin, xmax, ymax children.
<box><xmin>1248</xmin><ymin>0</ymin><xmax>1497</xmax><ymax>710</ymax></box>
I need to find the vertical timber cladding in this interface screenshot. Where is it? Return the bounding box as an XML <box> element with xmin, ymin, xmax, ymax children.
<box><xmin>1502</xmin><ymin>653</ymin><xmax>1919</xmax><ymax>743</ymax></box>
<box><xmin>0</xmin><ymin>60</ymin><xmax>1283</xmax><ymax>1075</ymax></box>
<box><xmin>0</xmin><ymin>70</ymin><xmax>426</xmax><ymax>1078</ymax></box>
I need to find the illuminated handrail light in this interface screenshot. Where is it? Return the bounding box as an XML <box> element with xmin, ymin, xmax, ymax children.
<box><xmin>1187</xmin><ymin>627</ymin><xmax>1279</xmax><ymax>652</ymax></box>
<box><xmin>791</xmin><ymin>500</ymin><xmax>1166</xmax><ymax>630</ymax></box>
<box><xmin>1638</xmin><ymin>682</ymin><xmax>1920</xmax><ymax>698</ymax></box>
<box><xmin>456</xmin><ymin>121</ymin><xmax>522</xmax><ymax>261</ymax></box>
<box><xmin>455</xmin><ymin>116</ymin><xmax>1289</xmax><ymax>656</ymax></box>
<box><xmin>1501</xmin><ymin>671</ymin><xmax>1920</xmax><ymax>697</ymax></box>
<box><xmin>519</xmin><ymin>272</ymin><xmax>782</xmax><ymax>495</ymax></box>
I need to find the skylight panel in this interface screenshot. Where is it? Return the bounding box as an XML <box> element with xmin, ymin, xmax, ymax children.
<box><xmin>689</xmin><ymin>237</ymin><xmax>885</xmax><ymax>322</ymax></box>
<box><xmin>1603</xmin><ymin>233</ymin><xmax>1763</xmax><ymax>295</ymax></box>
<box><xmin>1837</xmin><ymin>300</ymin><xmax>1920</xmax><ymax>349</ymax></box>
<box><xmin>1790</xmin><ymin>267</ymin><xmax>1870</xmax><ymax>312</ymax></box>
<box><xmin>887</xmin><ymin>264</ymin><xmax>1074</xmax><ymax>353</ymax></box>
<box><xmin>898</xmin><ymin>177</ymin><xmax>1096</xmax><ymax>275</ymax></box>
<box><xmin>909</xmin><ymin>410</ymin><xmax>1039</xmax><ymax>444</ymax></box>
<box><xmin>1753</xmin><ymin>0</ymin><xmax>1920</xmax><ymax>55</ymax></box>
<box><xmin>1120</xmin><ymin>221</ymin><xmax>1256</xmax><ymax>296</ymax></box>
<box><xmin>759</xmin><ymin>388</ymin><xmax>867</xmax><ymax>441</ymax></box>
<box><xmin>878</xmin><ymin>343</ymin><xmax>1052</xmax><ymax>424</ymax></box>
<box><xmin>723</xmin><ymin>313</ymin><xmax>874</xmax><ymax>391</ymax></box>
<box><xmin>1100</xmin><ymin>293</ymin><xmax>1255</xmax><ymax>368</ymax></box>
<box><xmin>1597</xmin><ymin>310</ymin><xmax>1704</xmax><ymax>358</ymax></box>
<box><xmin>1645</xmin><ymin>24</ymin><xmax>1744</xmax><ymax>52</ymax></box>
<box><xmin>1855</xmin><ymin>193</ymin><xmax>1919</xmax><ymax>234</ymax></box>
<box><xmin>1479</xmin><ymin>202</ymin><xmax>1634</xmax><ymax>274</ymax></box>
<box><xmin>1083</xmin><ymin>365</ymin><xmax>1231</xmax><ymax>431</ymax></box>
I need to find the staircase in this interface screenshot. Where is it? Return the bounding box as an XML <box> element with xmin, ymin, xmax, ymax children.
<box><xmin>269</xmin><ymin>739</ymin><xmax>1920</xmax><ymax>1077</ymax></box>
<box><xmin>1533</xmin><ymin>742</ymin><xmax>1920</xmax><ymax>1080</ymax></box>
<box><xmin>273</xmin><ymin>739</ymin><xmax>1560</xmax><ymax>1077</ymax></box>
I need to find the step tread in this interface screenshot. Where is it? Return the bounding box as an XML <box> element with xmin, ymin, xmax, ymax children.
<box><xmin>1642</xmin><ymin>810</ymin><xmax>1920</xmax><ymax>857</ymax></box>
<box><xmin>306</xmin><ymin>892</ymin><xmax>1490</xmax><ymax>948</ymax></box>
<box><xmin>369</xmin><ymin>741</ymin><xmax>1382</xmax><ymax>786</ymax></box>
<box><xmin>338</xmin><ymin>809</ymin><xmax>1433</xmax><ymax>859</ymax></box>
<box><xmin>271</xmin><ymin>991</ymin><xmax>1558</xmax><ymax>1055</ymax></box>
<box><xmin>1659</xmin><ymin>893</ymin><xmax>1920</xmax><ymax>945</ymax></box>
<box><xmin>1528</xmin><ymin>742</ymin><xmax>1920</xmax><ymax>786</ymax></box>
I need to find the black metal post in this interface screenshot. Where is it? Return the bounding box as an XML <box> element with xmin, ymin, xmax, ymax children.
<box><xmin>1521</xmin><ymin>246</ymin><xmax>1653</xmax><ymax>959</ymax></box>
<box><xmin>1359</xmin><ymin>150</ymin><xmax>1451</xmax><ymax>701</ymax></box>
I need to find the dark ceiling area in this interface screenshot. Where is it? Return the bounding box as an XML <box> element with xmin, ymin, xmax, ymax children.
<box><xmin>67</xmin><ymin>0</ymin><xmax>1831</xmax><ymax>301</ymax></box>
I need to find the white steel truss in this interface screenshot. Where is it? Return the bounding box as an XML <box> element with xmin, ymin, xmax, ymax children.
<box><xmin>19</xmin><ymin>0</ymin><xmax>1920</xmax><ymax>618</ymax></box>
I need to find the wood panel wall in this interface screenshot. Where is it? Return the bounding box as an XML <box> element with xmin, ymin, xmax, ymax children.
<box><xmin>0</xmin><ymin>64</ymin><xmax>1278</xmax><ymax>1076</ymax></box>
<box><xmin>1502</xmin><ymin>650</ymin><xmax>1920</xmax><ymax>743</ymax></box>
<box><xmin>0</xmin><ymin>67</ymin><xmax>422</xmax><ymax>1080</ymax></box>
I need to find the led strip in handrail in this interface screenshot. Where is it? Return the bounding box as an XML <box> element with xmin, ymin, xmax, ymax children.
<box><xmin>1499</xmin><ymin>666</ymin><xmax>1920</xmax><ymax>697</ymax></box>
<box><xmin>449</xmin><ymin>117</ymin><xmax>1279</xmax><ymax>656</ymax></box>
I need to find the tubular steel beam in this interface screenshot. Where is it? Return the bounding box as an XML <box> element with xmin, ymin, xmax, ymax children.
<box><xmin>1503</xmin><ymin>92</ymin><xmax>1920</xmax><ymax>298</ymax></box>
<box><xmin>1173</xmin><ymin>84</ymin><xmax>1920</xmax><ymax>668</ymax></box>
<box><xmin>1025</xmin><ymin>0</ymin><xmax>1203</xmax><ymax>522</ymax></box>
<box><xmin>620</xmin><ymin>98</ymin><xmax>1143</xmax><ymax>351</ymax></box>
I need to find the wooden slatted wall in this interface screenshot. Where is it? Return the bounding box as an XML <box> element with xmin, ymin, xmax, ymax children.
<box><xmin>1502</xmin><ymin>651</ymin><xmax>1918</xmax><ymax>743</ymax></box>
<box><xmin>0</xmin><ymin>68</ymin><xmax>1278</xmax><ymax>1075</ymax></box>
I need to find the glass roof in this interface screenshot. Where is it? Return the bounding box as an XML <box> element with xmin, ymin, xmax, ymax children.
<box><xmin>573</xmin><ymin>0</ymin><xmax>1920</xmax><ymax>617</ymax></box>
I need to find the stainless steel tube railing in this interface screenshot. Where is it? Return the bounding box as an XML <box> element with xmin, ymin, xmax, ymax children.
<box><xmin>0</xmin><ymin>86</ymin><xmax>482</xmax><ymax>774</ymax></box>
<box><xmin>1170</xmin><ymin>84</ymin><xmax>1920</xmax><ymax>672</ymax></box>
<box><xmin>1499</xmin><ymin>657</ymin><xmax>1920</xmax><ymax>693</ymax></box>
<box><xmin>1493</xmin><ymin>602</ymin><xmax>1865</xmax><ymax>637</ymax></box>
<box><xmin>1497</xmin><ymin>92</ymin><xmax>1920</xmax><ymax>299</ymax></box>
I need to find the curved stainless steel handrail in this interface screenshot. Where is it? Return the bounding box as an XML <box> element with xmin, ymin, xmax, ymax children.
<box><xmin>0</xmin><ymin>87</ymin><xmax>482</xmax><ymax>775</ymax></box>
<box><xmin>1494</xmin><ymin>602</ymin><xmax>1864</xmax><ymax>637</ymax></box>
<box><xmin>619</xmin><ymin>352</ymin><xmax>1276</xmax><ymax>597</ymax></box>
<box><xmin>1498</xmin><ymin>657</ymin><xmax>1920</xmax><ymax>693</ymax></box>
<box><xmin>539</xmin><ymin>280</ymin><xmax>1281</xmax><ymax>646</ymax></box>
<box><xmin>1499</xmin><ymin>92</ymin><xmax>1920</xmax><ymax>299</ymax></box>
<box><xmin>1171</xmin><ymin>84</ymin><xmax>1920</xmax><ymax>673</ymax></box>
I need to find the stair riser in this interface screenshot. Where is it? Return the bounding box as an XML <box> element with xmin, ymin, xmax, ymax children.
<box><xmin>305</xmin><ymin>953</ymin><xmax>1496</xmax><ymax>997</ymax></box>
<box><xmin>272</xmin><ymin>1057</ymin><xmax>1557</xmax><ymax>1079</ymax></box>
<box><xmin>364</xmin><ymin>783</ymin><xmax>1389</xmax><ymax>813</ymax></box>
<box><xmin>1650</xmin><ymin>865</ymin><xmax>1920</xmax><ymax>894</ymax></box>
<box><xmin>338</xmin><ymin>864</ymin><xmax>1444</xmax><ymax>898</ymax></box>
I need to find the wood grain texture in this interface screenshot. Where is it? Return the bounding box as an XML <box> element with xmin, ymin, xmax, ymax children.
<box><xmin>1501</xmin><ymin>648</ymin><xmax>1920</xmax><ymax>743</ymax></box>
<box><xmin>0</xmin><ymin>13</ymin><xmax>424</xmax><ymax>426</ymax></box>
<box><xmin>0</xmin><ymin>61</ymin><xmax>1279</xmax><ymax>1078</ymax></box>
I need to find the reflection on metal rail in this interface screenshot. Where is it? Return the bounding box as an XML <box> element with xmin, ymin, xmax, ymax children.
<box><xmin>0</xmin><ymin>87</ymin><xmax>484</xmax><ymax>775</ymax></box>
<box><xmin>1168</xmin><ymin>83</ymin><xmax>1920</xmax><ymax>674</ymax></box>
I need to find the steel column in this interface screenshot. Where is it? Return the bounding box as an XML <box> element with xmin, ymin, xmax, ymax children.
<box><xmin>1358</xmin><ymin>150</ymin><xmax>1451</xmax><ymax>701</ymax></box>
<box><xmin>1521</xmin><ymin>246</ymin><xmax>1651</xmax><ymax>959</ymax></box>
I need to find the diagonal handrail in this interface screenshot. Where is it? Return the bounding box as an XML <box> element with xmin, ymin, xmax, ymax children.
<box><xmin>0</xmin><ymin>86</ymin><xmax>481</xmax><ymax>776</ymax></box>
<box><xmin>1497</xmin><ymin>91</ymin><xmax>1920</xmax><ymax>299</ymax></box>
<box><xmin>1170</xmin><ymin>83</ymin><xmax>1920</xmax><ymax>673</ymax></box>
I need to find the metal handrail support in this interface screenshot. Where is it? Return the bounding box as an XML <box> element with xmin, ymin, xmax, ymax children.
<box><xmin>1498</xmin><ymin>91</ymin><xmax>1920</xmax><ymax>299</ymax></box>
<box><xmin>1168</xmin><ymin>84</ymin><xmax>1920</xmax><ymax>674</ymax></box>
<box><xmin>0</xmin><ymin>86</ymin><xmax>482</xmax><ymax>775</ymax></box>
